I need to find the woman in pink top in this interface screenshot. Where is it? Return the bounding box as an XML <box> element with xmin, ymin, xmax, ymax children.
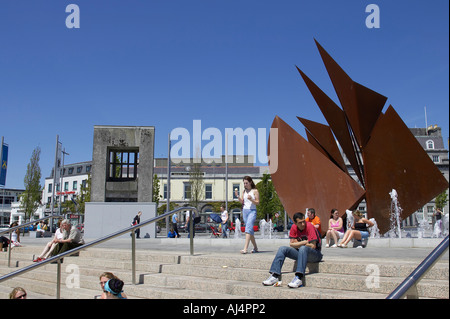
<box><xmin>325</xmin><ymin>209</ymin><xmax>344</xmax><ymax>247</ymax></box>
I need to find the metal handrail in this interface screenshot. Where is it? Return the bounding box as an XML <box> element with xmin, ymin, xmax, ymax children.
<box><xmin>386</xmin><ymin>235</ymin><xmax>449</xmax><ymax>299</ymax></box>
<box><xmin>0</xmin><ymin>214</ymin><xmax>65</xmax><ymax>267</ymax></box>
<box><xmin>0</xmin><ymin>206</ymin><xmax>197</xmax><ymax>299</ymax></box>
<box><xmin>0</xmin><ymin>214</ymin><xmax>65</xmax><ymax>236</ymax></box>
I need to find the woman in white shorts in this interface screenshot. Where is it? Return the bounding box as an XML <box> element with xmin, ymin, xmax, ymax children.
<box><xmin>236</xmin><ymin>176</ymin><xmax>259</xmax><ymax>254</ymax></box>
<box><xmin>325</xmin><ymin>209</ymin><xmax>344</xmax><ymax>247</ymax></box>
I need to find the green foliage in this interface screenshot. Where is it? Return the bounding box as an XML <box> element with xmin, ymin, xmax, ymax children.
<box><xmin>256</xmin><ymin>173</ymin><xmax>284</xmax><ymax>221</ymax></box>
<box><xmin>157</xmin><ymin>202</ymin><xmax>179</xmax><ymax>215</ymax></box>
<box><xmin>21</xmin><ymin>147</ymin><xmax>42</xmax><ymax>219</ymax></box>
<box><xmin>189</xmin><ymin>162</ymin><xmax>204</xmax><ymax>210</ymax></box>
<box><xmin>152</xmin><ymin>174</ymin><xmax>162</xmax><ymax>205</ymax></box>
<box><xmin>435</xmin><ymin>190</ymin><xmax>448</xmax><ymax>210</ymax></box>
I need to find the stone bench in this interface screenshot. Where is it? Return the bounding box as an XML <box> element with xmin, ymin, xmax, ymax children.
<box><xmin>353</xmin><ymin>237</ymin><xmax>369</xmax><ymax>248</ymax></box>
<box><xmin>30</xmin><ymin>230</ymin><xmax>52</xmax><ymax>238</ymax></box>
<box><xmin>327</xmin><ymin>236</ymin><xmax>369</xmax><ymax>247</ymax></box>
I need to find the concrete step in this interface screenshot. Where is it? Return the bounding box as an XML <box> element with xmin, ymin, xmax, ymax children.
<box><xmin>154</xmin><ymin>262</ymin><xmax>448</xmax><ymax>299</ymax></box>
<box><xmin>140</xmin><ymin>273</ymin><xmax>386</xmax><ymax>299</ymax></box>
<box><xmin>1</xmin><ymin>246</ymin><xmax>448</xmax><ymax>299</ymax></box>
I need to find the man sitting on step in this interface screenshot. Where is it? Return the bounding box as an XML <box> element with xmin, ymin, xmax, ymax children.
<box><xmin>263</xmin><ymin>212</ymin><xmax>322</xmax><ymax>288</ymax></box>
<box><xmin>50</xmin><ymin>219</ymin><xmax>85</xmax><ymax>261</ymax></box>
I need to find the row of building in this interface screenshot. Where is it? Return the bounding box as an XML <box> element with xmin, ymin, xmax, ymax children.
<box><xmin>1</xmin><ymin>125</ymin><xmax>448</xmax><ymax>228</ymax></box>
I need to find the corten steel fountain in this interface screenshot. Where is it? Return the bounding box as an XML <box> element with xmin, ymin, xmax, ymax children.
<box><xmin>268</xmin><ymin>40</ymin><xmax>449</xmax><ymax>235</ymax></box>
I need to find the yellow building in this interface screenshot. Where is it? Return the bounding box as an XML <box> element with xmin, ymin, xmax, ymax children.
<box><xmin>154</xmin><ymin>156</ymin><xmax>269</xmax><ymax>223</ymax></box>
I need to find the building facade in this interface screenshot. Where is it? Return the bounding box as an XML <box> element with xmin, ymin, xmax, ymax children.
<box><xmin>154</xmin><ymin>155</ymin><xmax>268</xmax><ymax>223</ymax></box>
<box><xmin>0</xmin><ymin>188</ymin><xmax>25</xmax><ymax>226</ymax></box>
<box><xmin>39</xmin><ymin>125</ymin><xmax>448</xmax><ymax>228</ymax></box>
<box><xmin>41</xmin><ymin>161</ymin><xmax>92</xmax><ymax>214</ymax></box>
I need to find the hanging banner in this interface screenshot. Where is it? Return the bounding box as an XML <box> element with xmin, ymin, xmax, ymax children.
<box><xmin>0</xmin><ymin>143</ymin><xmax>8</xmax><ymax>186</ymax></box>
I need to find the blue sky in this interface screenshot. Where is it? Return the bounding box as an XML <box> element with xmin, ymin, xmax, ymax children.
<box><xmin>1</xmin><ymin>0</ymin><xmax>448</xmax><ymax>189</ymax></box>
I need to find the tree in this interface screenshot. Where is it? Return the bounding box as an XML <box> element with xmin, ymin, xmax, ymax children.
<box><xmin>152</xmin><ymin>174</ymin><xmax>162</xmax><ymax>206</ymax></box>
<box><xmin>188</xmin><ymin>161</ymin><xmax>204</xmax><ymax>211</ymax></box>
<box><xmin>60</xmin><ymin>174</ymin><xmax>91</xmax><ymax>215</ymax></box>
<box><xmin>21</xmin><ymin>147</ymin><xmax>42</xmax><ymax>219</ymax></box>
<box><xmin>256</xmin><ymin>173</ymin><xmax>284</xmax><ymax>221</ymax></box>
<box><xmin>435</xmin><ymin>190</ymin><xmax>448</xmax><ymax>210</ymax></box>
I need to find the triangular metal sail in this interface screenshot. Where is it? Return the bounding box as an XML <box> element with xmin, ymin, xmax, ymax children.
<box><xmin>363</xmin><ymin>106</ymin><xmax>449</xmax><ymax>234</ymax></box>
<box><xmin>269</xmin><ymin>116</ymin><xmax>366</xmax><ymax>233</ymax></box>
<box><xmin>269</xmin><ymin>41</ymin><xmax>449</xmax><ymax>235</ymax></box>
<box><xmin>297</xmin><ymin>117</ymin><xmax>348</xmax><ymax>174</ymax></box>
<box><xmin>296</xmin><ymin>66</ymin><xmax>365</xmax><ymax>185</ymax></box>
<box><xmin>314</xmin><ymin>40</ymin><xmax>387</xmax><ymax>149</ymax></box>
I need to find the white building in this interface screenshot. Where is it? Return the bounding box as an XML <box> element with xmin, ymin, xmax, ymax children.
<box><xmin>0</xmin><ymin>188</ymin><xmax>24</xmax><ymax>226</ymax></box>
<box><xmin>42</xmin><ymin>161</ymin><xmax>92</xmax><ymax>214</ymax></box>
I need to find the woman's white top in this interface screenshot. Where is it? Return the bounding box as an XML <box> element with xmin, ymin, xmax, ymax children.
<box><xmin>221</xmin><ymin>211</ymin><xmax>228</xmax><ymax>223</ymax></box>
<box><xmin>11</xmin><ymin>231</ymin><xmax>18</xmax><ymax>242</ymax></box>
<box><xmin>55</xmin><ymin>228</ymin><xmax>64</xmax><ymax>240</ymax></box>
<box><xmin>242</xmin><ymin>189</ymin><xmax>256</xmax><ymax>210</ymax></box>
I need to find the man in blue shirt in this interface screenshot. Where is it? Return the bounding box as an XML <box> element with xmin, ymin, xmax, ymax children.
<box><xmin>172</xmin><ymin>213</ymin><xmax>180</xmax><ymax>238</ymax></box>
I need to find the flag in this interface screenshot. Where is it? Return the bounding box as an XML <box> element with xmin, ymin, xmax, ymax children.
<box><xmin>0</xmin><ymin>143</ymin><xmax>8</xmax><ymax>186</ymax></box>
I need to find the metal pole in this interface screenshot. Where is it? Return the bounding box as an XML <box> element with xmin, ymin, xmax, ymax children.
<box><xmin>225</xmin><ymin>133</ymin><xmax>228</xmax><ymax>213</ymax></box>
<box><xmin>8</xmin><ymin>232</ymin><xmax>12</xmax><ymax>267</ymax></box>
<box><xmin>51</xmin><ymin>135</ymin><xmax>60</xmax><ymax>233</ymax></box>
<box><xmin>56</xmin><ymin>259</ymin><xmax>62</xmax><ymax>299</ymax></box>
<box><xmin>131</xmin><ymin>230</ymin><xmax>136</xmax><ymax>284</ymax></box>
<box><xmin>166</xmin><ymin>134</ymin><xmax>171</xmax><ymax>237</ymax></box>
<box><xmin>189</xmin><ymin>210</ymin><xmax>194</xmax><ymax>256</ymax></box>
<box><xmin>387</xmin><ymin>235</ymin><xmax>449</xmax><ymax>299</ymax></box>
<box><xmin>59</xmin><ymin>149</ymin><xmax>69</xmax><ymax>217</ymax></box>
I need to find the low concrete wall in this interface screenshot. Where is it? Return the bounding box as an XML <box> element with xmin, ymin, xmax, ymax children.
<box><xmin>133</xmin><ymin>237</ymin><xmax>444</xmax><ymax>249</ymax></box>
<box><xmin>85</xmin><ymin>202</ymin><xmax>156</xmax><ymax>239</ymax></box>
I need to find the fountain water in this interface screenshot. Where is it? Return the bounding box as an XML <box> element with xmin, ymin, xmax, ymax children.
<box><xmin>417</xmin><ymin>218</ymin><xmax>429</xmax><ymax>238</ymax></box>
<box><xmin>443</xmin><ymin>213</ymin><xmax>449</xmax><ymax>237</ymax></box>
<box><xmin>345</xmin><ymin>210</ymin><xmax>354</xmax><ymax>231</ymax></box>
<box><xmin>259</xmin><ymin>219</ymin><xmax>274</xmax><ymax>239</ymax></box>
<box><xmin>234</xmin><ymin>218</ymin><xmax>242</xmax><ymax>239</ymax></box>
<box><xmin>369</xmin><ymin>218</ymin><xmax>380</xmax><ymax>238</ymax></box>
<box><xmin>389</xmin><ymin>189</ymin><xmax>403</xmax><ymax>238</ymax></box>
<box><xmin>432</xmin><ymin>220</ymin><xmax>442</xmax><ymax>238</ymax></box>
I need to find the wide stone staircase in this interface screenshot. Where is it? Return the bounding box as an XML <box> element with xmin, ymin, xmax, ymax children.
<box><xmin>0</xmin><ymin>245</ymin><xmax>448</xmax><ymax>299</ymax></box>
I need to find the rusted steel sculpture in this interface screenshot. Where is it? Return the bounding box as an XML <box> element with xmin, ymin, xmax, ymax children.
<box><xmin>269</xmin><ymin>41</ymin><xmax>449</xmax><ymax>235</ymax></box>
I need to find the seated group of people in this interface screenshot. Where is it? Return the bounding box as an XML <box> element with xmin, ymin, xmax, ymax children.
<box><xmin>263</xmin><ymin>208</ymin><xmax>374</xmax><ymax>289</ymax></box>
<box><xmin>324</xmin><ymin>209</ymin><xmax>374</xmax><ymax>248</ymax></box>
<box><xmin>297</xmin><ymin>208</ymin><xmax>373</xmax><ymax>248</ymax></box>
<box><xmin>33</xmin><ymin>219</ymin><xmax>84</xmax><ymax>262</ymax></box>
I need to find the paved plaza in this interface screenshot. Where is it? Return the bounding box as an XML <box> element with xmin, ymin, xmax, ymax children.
<box><xmin>16</xmin><ymin>233</ymin><xmax>449</xmax><ymax>264</ymax></box>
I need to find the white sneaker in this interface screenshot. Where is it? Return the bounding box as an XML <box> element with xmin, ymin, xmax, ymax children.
<box><xmin>325</xmin><ymin>244</ymin><xmax>330</xmax><ymax>248</ymax></box>
<box><xmin>331</xmin><ymin>244</ymin><xmax>337</xmax><ymax>248</ymax></box>
<box><xmin>262</xmin><ymin>275</ymin><xmax>279</xmax><ymax>286</ymax></box>
<box><xmin>288</xmin><ymin>276</ymin><xmax>303</xmax><ymax>288</ymax></box>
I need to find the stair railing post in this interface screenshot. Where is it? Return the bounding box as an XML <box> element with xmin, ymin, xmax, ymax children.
<box><xmin>8</xmin><ymin>232</ymin><xmax>12</xmax><ymax>267</ymax></box>
<box><xmin>56</xmin><ymin>259</ymin><xmax>62</xmax><ymax>299</ymax></box>
<box><xmin>131</xmin><ymin>230</ymin><xmax>136</xmax><ymax>285</ymax></box>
